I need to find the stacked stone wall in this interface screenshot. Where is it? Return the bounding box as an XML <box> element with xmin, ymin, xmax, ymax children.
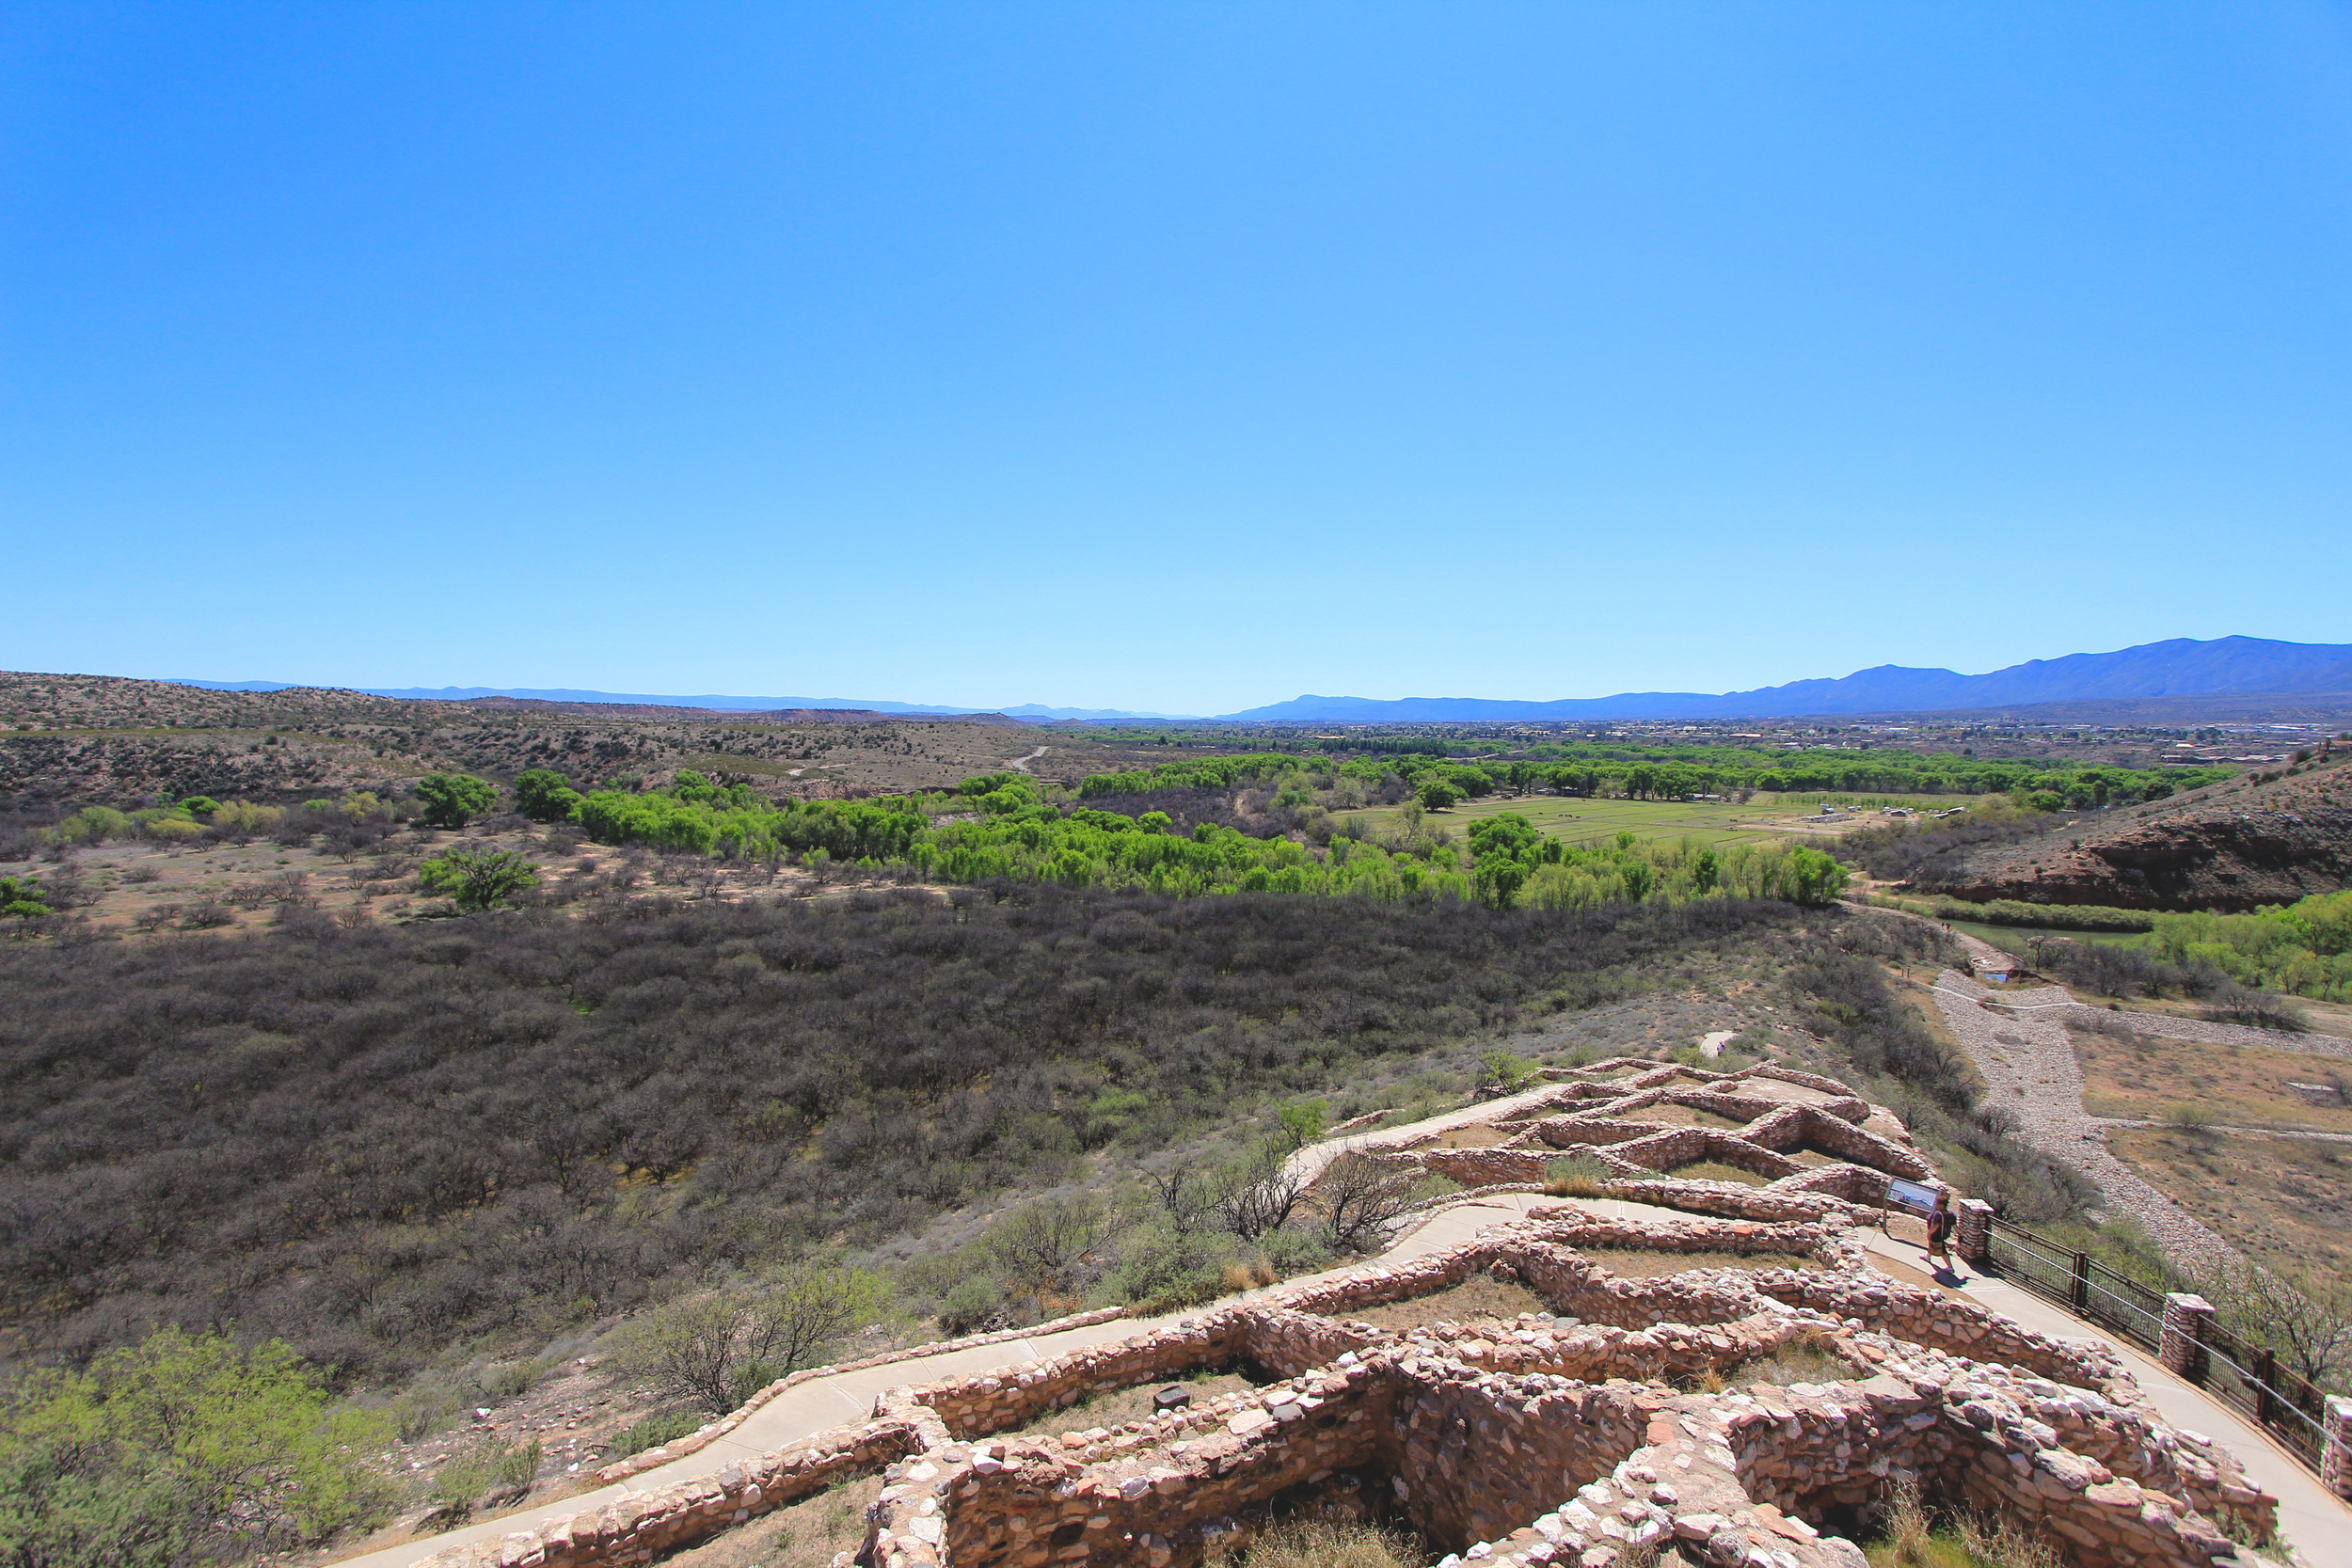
<box><xmin>1755</xmin><ymin>1273</ymin><xmax>2114</xmax><ymax>1390</ymax></box>
<box><xmin>1607</xmin><ymin>1127</ymin><xmax>1804</xmax><ymax>1180</ymax></box>
<box><xmin>1391</xmin><ymin>1366</ymin><xmax>1647</xmax><ymax>1549</ymax></box>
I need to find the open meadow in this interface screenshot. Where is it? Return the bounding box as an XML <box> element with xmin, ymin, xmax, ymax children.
<box><xmin>1343</xmin><ymin>789</ymin><xmax>1964</xmax><ymax>850</ymax></box>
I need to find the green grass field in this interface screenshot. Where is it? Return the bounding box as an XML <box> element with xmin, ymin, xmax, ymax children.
<box><xmin>1938</xmin><ymin>917</ymin><xmax>2151</xmax><ymax>951</ymax></box>
<box><xmin>1341</xmin><ymin>791</ymin><xmax>1955</xmax><ymax>850</ymax></box>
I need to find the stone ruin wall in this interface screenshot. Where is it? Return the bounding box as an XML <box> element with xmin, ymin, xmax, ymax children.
<box><xmin>412</xmin><ymin>1058</ymin><xmax>2282</xmax><ymax>1568</ymax></box>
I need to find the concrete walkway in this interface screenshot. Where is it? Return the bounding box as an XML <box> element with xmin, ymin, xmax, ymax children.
<box><xmin>1851</xmin><ymin>1222</ymin><xmax>2351</xmax><ymax>1568</ymax></box>
<box><xmin>341</xmin><ymin>1136</ymin><xmax>2352</xmax><ymax>1568</ymax></box>
<box><xmin>334</xmin><ymin>1192</ymin><xmax>1561</xmax><ymax>1568</ymax></box>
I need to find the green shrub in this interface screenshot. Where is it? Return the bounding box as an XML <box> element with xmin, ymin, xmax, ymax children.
<box><xmin>476</xmin><ymin>1358</ymin><xmax>547</xmax><ymax>1402</ymax></box>
<box><xmin>1543</xmin><ymin>1154</ymin><xmax>1613</xmax><ymax>1196</ymax></box>
<box><xmin>0</xmin><ymin>1326</ymin><xmax>395</xmax><ymax>1561</ymax></box>
<box><xmin>429</xmin><ymin>1436</ymin><xmax>540</xmax><ymax>1520</ymax></box>
<box><xmin>611</xmin><ymin>1408</ymin><xmax>705</xmax><ymax>1457</ymax></box>
<box><xmin>934</xmin><ymin>1275</ymin><xmax>1009</xmax><ymax>1336</ymax></box>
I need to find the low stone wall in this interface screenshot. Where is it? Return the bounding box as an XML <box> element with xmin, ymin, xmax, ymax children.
<box><xmin>1730</xmin><ymin>1376</ymin><xmax>2243</xmax><ymax>1568</ymax></box>
<box><xmin>1608</xmin><ymin>1127</ymin><xmax>1804</xmax><ymax>1180</ymax></box>
<box><xmin>407</xmin><ymin>1206</ymin><xmax>2280</xmax><ymax>1568</ymax></box>
<box><xmin>596</xmin><ymin>1306</ymin><xmax>1132</xmax><ymax>1481</ymax></box>
<box><xmin>1756</xmin><ymin>1273</ymin><xmax>2115</xmax><ymax>1391</ymax></box>
<box><xmin>420</xmin><ymin>1416</ymin><xmax>918</xmax><ymax>1568</ymax></box>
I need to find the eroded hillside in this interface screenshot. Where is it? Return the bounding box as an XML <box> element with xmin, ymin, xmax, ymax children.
<box><xmin>1913</xmin><ymin>748</ymin><xmax>2352</xmax><ymax>910</ymax></box>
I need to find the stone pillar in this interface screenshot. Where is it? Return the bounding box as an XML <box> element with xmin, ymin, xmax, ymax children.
<box><xmin>2323</xmin><ymin>1396</ymin><xmax>2352</xmax><ymax>1502</ymax></box>
<box><xmin>1955</xmin><ymin>1199</ymin><xmax>1994</xmax><ymax>1267</ymax></box>
<box><xmin>2160</xmin><ymin>1293</ymin><xmax>2216</xmax><ymax>1384</ymax></box>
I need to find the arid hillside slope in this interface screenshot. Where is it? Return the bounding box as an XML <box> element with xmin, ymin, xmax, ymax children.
<box><xmin>0</xmin><ymin>672</ymin><xmax>1148</xmax><ymax>813</ymax></box>
<box><xmin>1935</xmin><ymin>749</ymin><xmax>2352</xmax><ymax>910</ymax></box>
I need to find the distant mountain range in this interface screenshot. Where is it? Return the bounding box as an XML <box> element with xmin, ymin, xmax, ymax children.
<box><xmin>1222</xmin><ymin>637</ymin><xmax>2352</xmax><ymax>723</ymax></box>
<box><xmin>167</xmin><ymin>637</ymin><xmax>2352</xmax><ymax>727</ymax></box>
<box><xmin>168</xmin><ymin>681</ymin><xmax>1197</xmax><ymax>722</ymax></box>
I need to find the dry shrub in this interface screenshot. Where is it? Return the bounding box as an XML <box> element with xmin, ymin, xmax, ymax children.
<box><xmin>1217</xmin><ymin>1518</ymin><xmax>1417</xmax><ymax>1568</ymax></box>
<box><xmin>1543</xmin><ymin>1153</ymin><xmax>1613</xmax><ymax>1196</ymax></box>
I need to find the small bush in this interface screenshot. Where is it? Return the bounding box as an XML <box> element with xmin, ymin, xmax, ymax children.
<box><xmin>476</xmin><ymin>1358</ymin><xmax>547</xmax><ymax>1401</ymax></box>
<box><xmin>611</xmin><ymin>1408</ymin><xmax>705</xmax><ymax>1457</ymax></box>
<box><xmin>1543</xmin><ymin>1154</ymin><xmax>1613</xmax><ymax>1196</ymax></box>
<box><xmin>429</xmin><ymin>1436</ymin><xmax>541</xmax><ymax>1520</ymax></box>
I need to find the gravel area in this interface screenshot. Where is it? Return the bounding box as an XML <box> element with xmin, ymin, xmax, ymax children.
<box><xmin>2054</xmin><ymin>1004</ymin><xmax>2352</xmax><ymax>1060</ymax></box>
<box><xmin>1931</xmin><ymin>966</ymin><xmax>2233</xmax><ymax>1273</ymax></box>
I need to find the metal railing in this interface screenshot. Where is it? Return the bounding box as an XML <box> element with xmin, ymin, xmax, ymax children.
<box><xmin>1983</xmin><ymin>1219</ymin><xmax>2165</xmax><ymax>1354</ymax></box>
<box><xmin>1978</xmin><ymin>1216</ymin><xmax>2335</xmax><ymax>1480</ymax></box>
<box><xmin>2198</xmin><ymin>1320</ymin><xmax>2332</xmax><ymax>1471</ymax></box>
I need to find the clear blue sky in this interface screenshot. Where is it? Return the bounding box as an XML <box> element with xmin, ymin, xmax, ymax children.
<box><xmin>6</xmin><ymin>3</ymin><xmax>2348</xmax><ymax>716</ymax></box>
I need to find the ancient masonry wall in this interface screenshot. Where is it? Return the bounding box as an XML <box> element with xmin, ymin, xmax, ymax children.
<box><xmin>409</xmin><ymin>1071</ymin><xmax>2281</xmax><ymax>1568</ymax></box>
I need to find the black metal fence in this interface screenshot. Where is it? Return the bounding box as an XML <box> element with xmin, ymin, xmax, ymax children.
<box><xmin>2197</xmin><ymin>1320</ymin><xmax>2332</xmax><ymax>1471</ymax></box>
<box><xmin>1983</xmin><ymin>1219</ymin><xmax>2164</xmax><ymax>1354</ymax></box>
<box><xmin>1979</xmin><ymin>1217</ymin><xmax>2334</xmax><ymax>1478</ymax></box>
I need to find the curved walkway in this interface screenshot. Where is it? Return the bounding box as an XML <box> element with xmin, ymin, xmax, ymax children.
<box><xmin>333</xmin><ymin>1190</ymin><xmax>1562</xmax><ymax>1568</ymax></box>
<box><xmin>340</xmin><ymin>1085</ymin><xmax>2352</xmax><ymax>1568</ymax></box>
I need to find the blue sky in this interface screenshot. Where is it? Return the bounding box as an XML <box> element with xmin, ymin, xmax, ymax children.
<box><xmin>5</xmin><ymin>3</ymin><xmax>2348</xmax><ymax>716</ymax></box>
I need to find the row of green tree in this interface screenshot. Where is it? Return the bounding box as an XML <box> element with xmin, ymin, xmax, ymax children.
<box><xmin>504</xmin><ymin>767</ymin><xmax>1850</xmax><ymax>910</ymax></box>
<box><xmin>2146</xmin><ymin>890</ymin><xmax>2352</xmax><ymax>1002</ymax></box>
<box><xmin>1073</xmin><ymin>747</ymin><xmax>2218</xmax><ymax>812</ymax></box>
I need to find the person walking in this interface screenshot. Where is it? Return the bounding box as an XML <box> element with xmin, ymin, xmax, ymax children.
<box><xmin>1925</xmin><ymin>1188</ymin><xmax>1957</xmax><ymax>1273</ymax></box>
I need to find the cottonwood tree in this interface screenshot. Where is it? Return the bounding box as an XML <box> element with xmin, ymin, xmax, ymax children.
<box><xmin>418</xmin><ymin>847</ymin><xmax>539</xmax><ymax>911</ymax></box>
<box><xmin>414</xmin><ymin>772</ymin><xmax>499</xmax><ymax>829</ymax></box>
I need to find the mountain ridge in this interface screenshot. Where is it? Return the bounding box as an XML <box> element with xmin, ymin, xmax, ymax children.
<box><xmin>1220</xmin><ymin>637</ymin><xmax>2352</xmax><ymax>722</ymax></box>
<box><xmin>158</xmin><ymin>637</ymin><xmax>2352</xmax><ymax>726</ymax></box>
<box><xmin>165</xmin><ymin>680</ymin><xmax>1197</xmax><ymax>722</ymax></box>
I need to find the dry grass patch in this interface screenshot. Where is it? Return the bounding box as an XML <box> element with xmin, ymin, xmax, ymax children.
<box><xmin>1663</xmin><ymin>1159</ymin><xmax>1772</xmax><ymax>1187</ymax></box>
<box><xmin>1624</xmin><ymin>1103</ymin><xmax>1747</xmax><ymax>1130</ymax></box>
<box><xmin>1413</xmin><ymin>1125</ymin><xmax>1516</xmax><ymax>1149</ymax></box>
<box><xmin>1577</xmin><ymin>1247</ymin><xmax>1820</xmax><ymax>1278</ymax></box>
<box><xmin>1344</xmin><ymin>1275</ymin><xmax>1549</xmax><ymax>1333</ymax></box>
<box><xmin>648</xmin><ymin>1471</ymin><xmax>882</xmax><ymax>1567</ymax></box>
<box><xmin>1003</xmin><ymin>1370</ymin><xmax>1257</xmax><ymax>1437</ymax></box>
<box><xmin>1210</xmin><ymin>1517</ymin><xmax>1422</xmax><ymax>1568</ymax></box>
<box><xmin>2107</xmin><ymin>1126</ymin><xmax>2352</xmax><ymax>1280</ymax></box>
<box><xmin>1692</xmin><ymin>1332</ymin><xmax>1855</xmax><ymax>1392</ymax></box>
<box><xmin>2074</xmin><ymin>1031</ymin><xmax>2352</xmax><ymax>1132</ymax></box>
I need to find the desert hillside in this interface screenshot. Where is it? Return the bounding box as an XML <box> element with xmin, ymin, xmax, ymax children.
<box><xmin>1917</xmin><ymin>748</ymin><xmax>2352</xmax><ymax>910</ymax></box>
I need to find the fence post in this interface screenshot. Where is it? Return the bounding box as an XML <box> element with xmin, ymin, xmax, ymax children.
<box><xmin>1956</xmin><ymin>1198</ymin><xmax>1993</xmax><ymax>1267</ymax></box>
<box><xmin>2254</xmin><ymin>1348</ymin><xmax>2278</xmax><ymax>1429</ymax></box>
<box><xmin>2324</xmin><ymin>1397</ymin><xmax>2352</xmax><ymax>1502</ymax></box>
<box><xmin>2160</xmin><ymin>1293</ymin><xmax>2215</xmax><ymax>1384</ymax></box>
<box><xmin>2070</xmin><ymin>1252</ymin><xmax>2090</xmax><ymax>1312</ymax></box>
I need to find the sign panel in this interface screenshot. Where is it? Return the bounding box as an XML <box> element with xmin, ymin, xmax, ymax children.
<box><xmin>1886</xmin><ymin>1178</ymin><xmax>1940</xmax><ymax>1214</ymax></box>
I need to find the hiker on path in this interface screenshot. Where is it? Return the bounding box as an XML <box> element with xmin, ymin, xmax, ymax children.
<box><xmin>1926</xmin><ymin>1189</ymin><xmax>1957</xmax><ymax>1273</ymax></box>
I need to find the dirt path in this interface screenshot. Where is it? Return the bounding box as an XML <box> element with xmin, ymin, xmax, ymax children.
<box><xmin>1006</xmin><ymin>745</ymin><xmax>1049</xmax><ymax>773</ymax></box>
<box><xmin>1931</xmin><ymin>958</ymin><xmax>2233</xmax><ymax>1273</ymax></box>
